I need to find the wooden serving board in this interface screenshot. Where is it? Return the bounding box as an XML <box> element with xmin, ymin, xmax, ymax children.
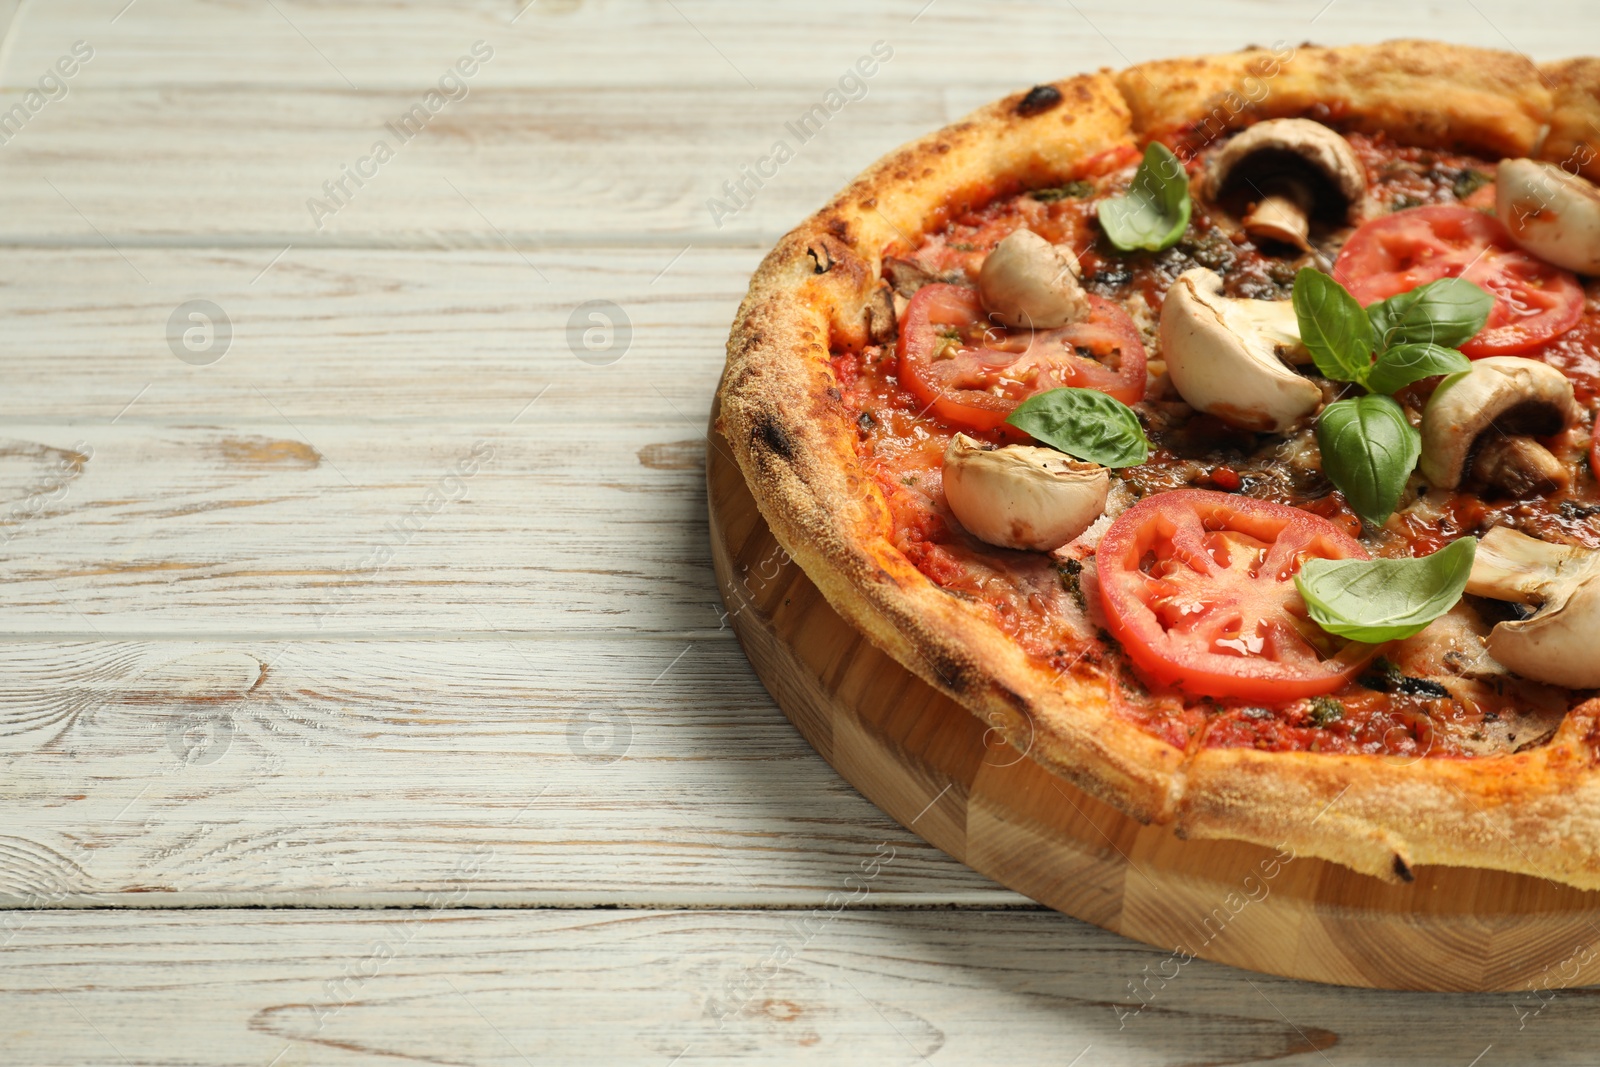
<box><xmin>707</xmin><ymin>421</ymin><xmax>1600</xmax><ymax>993</ymax></box>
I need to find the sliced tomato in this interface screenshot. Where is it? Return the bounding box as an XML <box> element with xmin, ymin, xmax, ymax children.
<box><xmin>896</xmin><ymin>283</ymin><xmax>1147</xmax><ymax>434</ymax></box>
<box><xmin>1096</xmin><ymin>489</ymin><xmax>1374</xmax><ymax>701</ymax></box>
<box><xmin>1333</xmin><ymin>205</ymin><xmax>1583</xmax><ymax>357</ymax></box>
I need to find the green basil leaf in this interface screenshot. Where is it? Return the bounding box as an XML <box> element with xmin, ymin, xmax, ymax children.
<box><xmin>1314</xmin><ymin>394</ymin><xmax>1420</xmax><ymax>527</ymax></box>
<box><xmin>1366</xmin><ymin>277</ymin><xmax>1493</xmax><ymax>352</ymax></box>
<box><xmin>1295</xmin><ymin>537</ymin><xmax>1477</xmax><ymax>643</ymax></box>
<box><xmin>1364</xmin><ymin>342</ymin><xmax>1472</xmax><ymax>395</ymax></box>
<box><xmin>1005</xmin><ymin>387</ymin><xmax>1150</xmax><ymax>468</ymax></box>
<box><xmin>1031</xmin><ymin>180</ymin><xmax>1094</xmax><ymax>202</ymax></box>
<box><xmin>1096</xmin><ymin>143</ymin><xmax>1192</xmax><ymax>253</ymax></box>
<box><xmin>1291</xmin><ymin>268</ymin><xmax>1374</xmax><ymax>384</ymax></box>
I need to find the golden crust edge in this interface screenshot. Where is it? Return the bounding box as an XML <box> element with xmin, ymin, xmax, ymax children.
<box><xmin>1176</xmin><ymin>701</ymin><xmax>1600</xmax><ymax>888</ymax></box>
<box><xmin>719</xmin><ymin>72</ymin><xmax>1183</xmax><ymax>824</ymax></box>
<box><xmin>1539</xmin><ymin>56</ymin><xmax>1600</xmax><ymax>182</ymax></box>
<box><xmin>1118</xmin><ymin>39</ymin><xmax>1551</xmax><ymax>156</ymax></box>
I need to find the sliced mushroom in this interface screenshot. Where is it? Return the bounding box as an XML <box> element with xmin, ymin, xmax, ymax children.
<box><xmin>1418</xmin><ymin>356</ymin><xmax>1579</xmax><ymax>495</ymax></box>
<box><xmin>942</xmin><ymin>434</ymin><xmax>1108</xmax><ymax>551</ymax></box>
<box><xmin>1206</xmin><ymin>119</ymin><xmax>1367</xmax><ymax>251</ymax></box>
<box><xmin>1158</xmin><ymin>268</ymin><xmax>1322</xmax><ymax>433</ymax></box>
<box><xmin>1246</xmin><ymin>187</ymin><xmax>1316</xmax><ymax>248</ymax></box>
<box><xmin>1465</xmin><ymin>527</ymin><xmax>1600</xmax><ymax>688</ymax></box>
<box><xmin>1470</xmin><ymin>436</ymin><xmax>1569</xmax><ymax>498</ymax></box>
<box><xmin>1496</xmin><ymin>158</ymin><xmax>1600</xmax><ymax>275</ymax></box>
<box><xmin>977</xmin><ymin>229</ymin><xmax>1091</xmax><ymax>329</ymax></box>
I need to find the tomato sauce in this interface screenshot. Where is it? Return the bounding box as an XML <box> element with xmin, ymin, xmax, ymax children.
<box><xmin>1533</xmin><ymin>294</ymin><xmax>1600</xmax><ymax>405</ymax></box>
<box><xmin>829</xmin><ymin>131</ymin><xmax>1600</xmax><ymax>759</ymax></box>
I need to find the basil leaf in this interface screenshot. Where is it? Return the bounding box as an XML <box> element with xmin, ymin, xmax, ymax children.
<box><xmin>1031</xmin><ymin>180</ymin><xmax>1094</xmax><ymax>202</ymax></box>
<box><xmin>1096</xmin><ymin>143</ymin><xmax>1192</xmax><ymax>253</ymax></box>
<box><xmin>1365</xmin><ymin>342</ymin><xmax>1472</xmax><ymax>395</ymax></box>
<box><xmin>1005</xmin><ymin>387</ymin><xmax>1150</xmax><ymax>468</ymax></box>
<box><xmin>1292</xmin><ymin>268</ymin><xmax>1374</xmax><ymax>384</ymax></box>
<box><xmin>1314</xmin><ymin>394</ymin><xmax>1421</xmax><ymax>527</ymax></box>
<box><xmin>1295</xmin><ymin>537</ymin><xmax>1477</xmax><ymax>643</ymax></box>
<box><xmin>1366</xmin><ymin>277</ymin><xmax>1493</xmax><ymax>352</ymax></box>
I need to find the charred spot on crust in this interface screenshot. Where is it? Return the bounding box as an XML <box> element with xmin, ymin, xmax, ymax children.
<box><xmin>1392</xmin><ymin>854</ymin><xmax>1416</xmax><ymax>882</ymax></box>
<box><xmin>1015</xmin><ymin>84</ymin><xmax>1063</xmax><ymax>117</ymax></box>
<box><xmin>926</xmin><ymin>648</ymin><xmax>978</xmax><ymax>696</ymax></box>
<box><xmin>755</xmin><ymin>416</ymin><xmax>795</xmax><ymax>462</ymax></box>
<box><xmin>807</xmin><ymin>245</ymin><xmax>833</xmax><ymax>274</ymax></box>
<box><xmin>997</xmin><ymin>683</ymin><xmax>1032</xmax><ymax>715</ymax></box>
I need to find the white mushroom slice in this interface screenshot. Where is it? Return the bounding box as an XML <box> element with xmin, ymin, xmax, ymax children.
<box><xmin>1418</xmin><ymin>356</ymin><xmax>1579</xmax><ymax>492</ymax></box>
<box><xmin>1465</xmin><ymin>527</ymin><xmax>1600</xmax><ymax>688</ymax></box>
<box><xmin>1206</xmin><ymin>119</ymin><xmax>1368</xmax><ymax>250</ymax></box>
<box><xmin>977</xmin><ymin>229</ymin><xmax>1091</xmax><ymax>330</ymax></box>
<box><xmin>1496</xmin><ymin>158</ymin><xmax>1600</xmax><ymax>275</ymax></box>
<box><xmin>942</xmin><ymin>434</ymin><xmax>1109</xmax><ymax>551</ymax></box>
<box><xmin>1158</xmin><ymin>268</ymin><xmax>1322</xmax><ymax>433</ymax></box>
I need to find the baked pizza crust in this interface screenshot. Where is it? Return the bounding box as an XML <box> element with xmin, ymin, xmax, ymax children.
<box><xmin>1118</xmin><ymin>40</ymin><xmax>1551</xmax><ymax>156</ymax></box>
<box><xmin>717</xmin><ymin>40</ymin><xmax>1600</xmax><ymax>888</ymax></box>
<box><xmin>1542</xmin><ymin>57</ymin><xmax>1600</xmax><ymax>183</ymax></box>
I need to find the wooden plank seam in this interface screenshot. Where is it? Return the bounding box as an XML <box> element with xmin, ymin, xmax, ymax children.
<box><xmin>705</xmin><ymin>841</ymin><xmax>901</xmax><ymax>1029</ymax></box>
<box><xmin>309</xmin><ymin>439</ymin><xmax>497</xmax><ymax>632</ymax></box>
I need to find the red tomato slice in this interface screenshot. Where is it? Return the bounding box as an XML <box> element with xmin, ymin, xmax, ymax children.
<box><xmin>1333</xmin><ymin>205</ymin><xmax>1583</xmax><ymax>357</ymax></box>
<box><xmin>896</xmin><ymin>283</ymin><xmax>1147</xmax><ymax>433</ymax></box>
<box><xmin>1096</xmin><ymin>489</ymin><xmax>1374</xmax><ymax>701</ymax></box>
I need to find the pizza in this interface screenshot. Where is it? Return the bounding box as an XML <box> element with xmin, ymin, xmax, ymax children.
<box><xmin>716</xmin><ymin>40</ymin><xmax>1600</xmax><ymax>889</ymax></box>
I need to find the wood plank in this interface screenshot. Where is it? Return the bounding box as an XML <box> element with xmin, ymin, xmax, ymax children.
<box><xmin>9</xmin><ymin>907</ymin><xmax>1574</xmax><ymax>1067</ymax></box>
<box><xmin>0</xmin><ymin>637</ymin><xmax>1024</xmax><ymax>906</ymax></box>
<box><xmin>0</xmin><ymin>420</ymin><xmax>727</xmax><ymax>634</ymax></box>
<box><xmin>0</xmin><ymin>246</ymin><xmax>753</xmax><ymax>423</ymax></box>
<box><xmin>0</xmin><ymin>83</ymin><xmax>950</xmax><ymax>244</ymax></box>
<box><xmin>5</xmin><ymin>0</ymin><xmax>1589</xmax><ymax>90</ymax></box>
<box><xmin>0</xmin><ymin>4</ymin><xmax>1593</xmax><ymax>245</ymax></box>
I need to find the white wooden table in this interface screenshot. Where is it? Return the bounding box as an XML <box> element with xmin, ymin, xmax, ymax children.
<box><xmin>2</xmin><ymin>2</ymin><xmax>1598</xmax><ymax>1063</ymax></box>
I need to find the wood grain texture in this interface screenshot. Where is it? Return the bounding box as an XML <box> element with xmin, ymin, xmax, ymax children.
<box><xmin>0</xmin><ymin>246</ymin><xmax>750</xmax><ymax>422</ymax></box>
<box><xmin>0</xmin><ymin>637</ymin><xmax>1023</xmax><ymax>906</ymax></box>
<box><xmin>12</xmin><ymin>908</ymin><xmax>1600</xmax><ymax>1067</ymax></box>
<box><xmin>0</xmin><ymin>1</ymin><xmax>1592</xmax><ymax>247</ymax></box>
<box><xmin>707</xmin><ymin>429</ymin><xmax>1600</xmax><ymax>991</ymax></box>
<box><xmin>0</xmin><ymin>420</ymin><xmax>732</xmax><ymax>635</ymax></box>
<box><xmin>0</xmin><ymin>83</ymin><xmax>951</xmax><ymax>244</ymax></box>
<box><xmin>3</xmin><ymin>0</ymin><xmax>1600</xmax><ymax>1060</ymax></box>
<box><xmin>6</xmin><ymin>0</ymin><xmax>1592</xmax><ymax>90</ymax></box>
